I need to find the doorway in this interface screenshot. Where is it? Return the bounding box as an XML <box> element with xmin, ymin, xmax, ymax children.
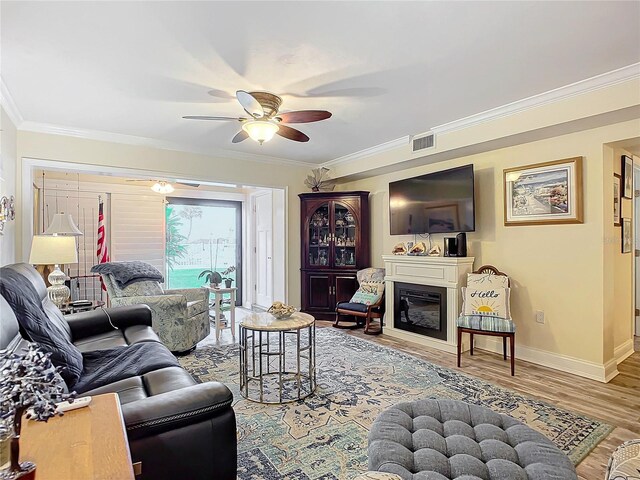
<box><xmin>254</xmin><ymin>191</ymin><xmax>273</xmax><ymax>308</ymax></box>
<box><xmin>23</xmin><ymin>159</ymin><xmax>288</xmax><ymax>311</ymax></box>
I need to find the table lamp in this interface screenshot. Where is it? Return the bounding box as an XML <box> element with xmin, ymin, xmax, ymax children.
<box><xmin>29</xmin><ymin>235</ymin><xmax>78</xmax><ymax>307</ymax></box>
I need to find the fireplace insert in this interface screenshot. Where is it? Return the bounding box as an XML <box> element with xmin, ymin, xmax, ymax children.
<box><xmin>394</xmin><ymin>282</ymin><xmax>447</xmax><ymax>340</ymax></box>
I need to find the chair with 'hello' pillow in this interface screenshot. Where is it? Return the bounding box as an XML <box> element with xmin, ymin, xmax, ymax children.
<box><xmin>456</xmin><ymin>265</ymin><xmax>516</xmax><ymax>375</ymax></box>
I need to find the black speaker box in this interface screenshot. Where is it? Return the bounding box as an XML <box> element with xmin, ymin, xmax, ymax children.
<box><xmin>456</xmin><ymin>232</ymin><xmax>467</xmax><ymax>257</ymax></box>
<box><xmin>444</xmin><ymin>237</ymin><xmax>458</xmax><ymax>257</ymax></box>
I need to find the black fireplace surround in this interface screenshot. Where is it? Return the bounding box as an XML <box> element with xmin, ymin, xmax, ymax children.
<box><xmin>394</xmin><ymin>282</ymin><xmax>447</xmax><ymax>340</ymax></box>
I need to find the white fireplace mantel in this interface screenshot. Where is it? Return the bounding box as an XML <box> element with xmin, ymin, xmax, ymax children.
<box><xmin>382</xmin><ymin>255</ymin><xmax>474</xmax><ymax>353</ymax></box>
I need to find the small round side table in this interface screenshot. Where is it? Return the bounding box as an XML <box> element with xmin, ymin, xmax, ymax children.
<box><xmin>239</xmin><ymin>312</ymin><xmax>316</xmax><ymax>404</ymax></box>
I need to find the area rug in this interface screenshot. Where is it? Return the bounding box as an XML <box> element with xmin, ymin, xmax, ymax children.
<box><xmin>179</xmin><ymin>328</ymin><xmax>611</xmax><ymax>480</ymax></box>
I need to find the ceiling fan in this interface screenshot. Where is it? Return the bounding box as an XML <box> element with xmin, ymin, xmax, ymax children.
<box><xmin>126</xmin><ymin>179</ymin><xmax>200</xmax><ymax>194</ymax></box>
<box><xmin>183</xmin><ymin>90</ymin><xmax>332</xmax><ymax>145</ymax></box>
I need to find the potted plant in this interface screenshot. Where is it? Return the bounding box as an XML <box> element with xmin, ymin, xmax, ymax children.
<box><xmin>222</xmin><ymin>266</ymin><xmax>236</xmax><ymax>288</ymax></box>
<box><xmin>198</xmin><ymin>270</ymin><xmax>223</xmax><ymax>289</ymax></box>
<box><xmin>0</xmin><ymin>345</ymin><xmax>75</xmax><ymax>479</ymax></box>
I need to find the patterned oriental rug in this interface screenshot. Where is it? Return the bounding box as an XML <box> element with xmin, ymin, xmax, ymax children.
<box><xmin>179</xmin><ymin>328</ymin><xmax>611</xmax><ymax>480</ymax></box>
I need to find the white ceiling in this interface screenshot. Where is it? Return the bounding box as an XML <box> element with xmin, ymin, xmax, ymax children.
<box><xmin>2</xmin><ymin>1</ymin><xmax>639</xmax><ymax>165</ymax></box>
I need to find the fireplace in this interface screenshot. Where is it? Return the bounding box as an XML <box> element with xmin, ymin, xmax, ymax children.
<box><xmin>393</xmin><ymin>282</ymin><xmax>447</xmax><ymax>340</ymax></box>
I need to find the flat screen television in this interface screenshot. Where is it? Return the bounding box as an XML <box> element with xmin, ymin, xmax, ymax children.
<box><xmin>389</xmin><ymin>165</ymin><xmax>475</xmax><ymax>235</ymax></box>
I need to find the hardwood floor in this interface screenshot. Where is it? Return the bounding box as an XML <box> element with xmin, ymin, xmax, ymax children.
<box><xmin>205</xmin><ymin>316</ymin><xmax>640</xmax><ymax>479</ymax></box>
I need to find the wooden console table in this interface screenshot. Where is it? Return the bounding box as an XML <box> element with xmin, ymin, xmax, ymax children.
<box><xmin>20</xmin><ymin>393</ymin><xmax>134</xmax><ymax>480</ymax></box>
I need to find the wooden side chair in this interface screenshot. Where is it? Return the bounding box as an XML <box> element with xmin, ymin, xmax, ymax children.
<box><xmin>456</xmin><ymin>265</ymin><xmax>516</xmax><ymax>375</ymax></box>
<box><xmin>335</xmin><ymin>268</ymin><xmax>385</xmax><ymax>335</ymax></box>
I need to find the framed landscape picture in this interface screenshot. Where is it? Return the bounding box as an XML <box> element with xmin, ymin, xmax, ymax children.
<box><xmin>622</xmin><ymin>218</ymin><xmax>632</xmax><ymax>253</ymax></box>
<box><xmin>504</xmin><ymin>157</ymin><xmax>583</xmax><ymax>226</ymax></box>
<box><xmin>622</xmin><ymin>155</ymin><xmax>633</xmax><ymax>199</ymax></box>
<box><xmin>614</xmin><ymin>173</ymin><xmax>622</xmax><ymax>226</ymax></box>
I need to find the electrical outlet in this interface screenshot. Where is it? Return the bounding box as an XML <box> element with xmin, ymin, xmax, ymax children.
<box><xmin>535</xmin><ymin>310</ymin><xmax>545</xmax><ymax>324</ymax></box>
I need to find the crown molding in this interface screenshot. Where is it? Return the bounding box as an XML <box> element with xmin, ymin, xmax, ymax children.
<box><xmin>323</xmin><ymin>63</ymin><xmax>640</xmax><ymax>169</ymax></box>
<box><xmin>432</xmin><ymin>62</ymin><xmax>640</xmax><ymax>135</ymax></box>
<box><xmin>18</xmin><ymin>121</ymin><xmax>317</xmax><ymax>168</ymax></box>
<box><xmin>0</xmin><ymin>77</ymin><xmax>24</xmax><ymax>127</ymax></box>
<box><xmin>322</xmin><ymin>136</ymin><xmax>410</xmax><ymax>168</ymax></box>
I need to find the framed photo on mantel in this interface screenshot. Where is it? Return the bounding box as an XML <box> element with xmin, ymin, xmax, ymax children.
<box><xmin>503</xmin><ymin>157</ymin><xmax>583</xmax><ymax>226</ymax></box>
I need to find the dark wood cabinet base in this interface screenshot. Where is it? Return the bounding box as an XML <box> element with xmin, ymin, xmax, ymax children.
<box><xmin>301</xmin><ymin>311</ymin><xmax>338</xmax><ymax>321</ymax></box>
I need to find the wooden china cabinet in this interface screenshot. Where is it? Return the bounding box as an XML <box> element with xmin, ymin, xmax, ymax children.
<box><xmin>299</xmin><ymin>191</ymin><xmax>370</xmax><ymax>320</ymax></box>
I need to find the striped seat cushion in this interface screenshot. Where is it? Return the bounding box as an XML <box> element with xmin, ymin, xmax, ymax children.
<box><xmin>456</xmin><ymin>315</ymin><xmax>516</xmax><ymax>333</ymax></box>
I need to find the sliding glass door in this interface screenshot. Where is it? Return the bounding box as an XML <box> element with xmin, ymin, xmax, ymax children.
<box><xmin>165</xmin><ymin>198</ymin><xmax>242</xmax><ymax>305</ymax></box>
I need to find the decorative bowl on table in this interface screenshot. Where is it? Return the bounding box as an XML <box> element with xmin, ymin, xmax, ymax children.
<box><xmin>267</xmin><ymin>302</ymin><xmax>296</xmax><ymax>319</ymax></box>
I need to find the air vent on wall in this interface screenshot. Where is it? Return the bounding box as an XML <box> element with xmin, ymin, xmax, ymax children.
<box><xmin>411</xmin><ymin>132</ymin><xmax>435</xmax><ymax>153</ymax></box>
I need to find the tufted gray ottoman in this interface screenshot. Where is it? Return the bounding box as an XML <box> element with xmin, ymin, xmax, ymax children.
<box><xmin>368</xmin><ymin>399</ymin><xmax>577</xmax><ymax>480</ymax></box>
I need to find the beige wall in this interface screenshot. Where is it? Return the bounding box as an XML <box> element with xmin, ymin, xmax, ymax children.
<box><xmin>340</xmin><ymin>120</ymin><xmax>640</xmax><ymax>371</ymax></box>
<box><xmin>1</xmin><ymin>106</ymin><xmax>17</xmax><ymax>265</ymax></box>
<box><xmin>16</xmin><ymin>131</ymin><xmax>309</xmax><ymax>307</ymax></box>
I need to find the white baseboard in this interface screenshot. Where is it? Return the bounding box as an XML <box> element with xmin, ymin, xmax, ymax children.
<box><xmin>474</xmin><ymin>337</ymin><xmax>619</xmax><ymax>383</ymax></box>
<box><xmin>614</xmin><ymin>339</ymin><xmax>635</xmax><ymax>365</ymax></box>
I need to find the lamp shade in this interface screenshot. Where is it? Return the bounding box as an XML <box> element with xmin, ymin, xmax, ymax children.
<box><xmin>29</xmin><ymin>235</ymin><xmax>78</xmax><ymax>265</ymax></box>
<box><xmin>44</xmin><ymin>213</ymin><xmax>83</xmax><ymax>236</ymax></box>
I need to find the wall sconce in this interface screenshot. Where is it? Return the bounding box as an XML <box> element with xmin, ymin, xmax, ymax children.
<box><xmin>0</xmin><ymin>195</ymin><xmax>15</xmax><ymax>234</ymax></box>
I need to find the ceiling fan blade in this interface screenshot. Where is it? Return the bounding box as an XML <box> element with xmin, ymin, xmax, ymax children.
<box><xmin>232</xmin><ymin>130</ymin><xmax>249</xmax><ymax>143</ymax></box>
<box><xmin>176</xmin><ymin>182</ymin><xmax>200</xmax><ymax>188</ymax></box>
<box><xmin>277</xmin><ymin>110</ymin><xmax>332</xmax><ymax>123</ymax></box>
<box><xmin>236</xmin><ymin>90</ymin><xmax>264</xmax><ymax>118</ymax></box>
<box><xmin>276</xmin><ymin>125</ymin><xmax>309</xmax><ymax>143</ymax></box>
<box><xmin>182</xmin><ymin>115</ymin><xmax>244</xmax><ymax>121</ymax></box>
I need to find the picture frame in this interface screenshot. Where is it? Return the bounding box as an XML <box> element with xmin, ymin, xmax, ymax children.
<box><xmin>503</xmin><ymin>157</ymin><xmax>583</xmax><ymax>226</ymax></box>
<box><xmin>614</xmin><ymin>173</ymin><xmax>622</xmax><ymax>226</ymax></box>
<box><xmin>622</xmin><ymin>155</ymin><xmax>633</xmax><ymax>199</ymax></box>
<box><xmin>622</xmin><ymin>217</ymin><xmax>632</xmax><ymax>254</ymax></box>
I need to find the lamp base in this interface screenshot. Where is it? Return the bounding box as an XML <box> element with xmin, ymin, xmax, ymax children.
<box><xmin>47</xmin><ymin>265</ymin><xmax>70</xmax><ymax>308</ymax></box>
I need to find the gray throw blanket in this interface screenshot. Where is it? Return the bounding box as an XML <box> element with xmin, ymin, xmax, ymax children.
<box><xmin>0</xmin><ymin>267</ymin><xmax>84</xmax><ymax>388</ymax></box>
<box><xmin>91</xmin><ymin>261</ymin><xmax>164</xmax><ymax>288</ymax></box>
<box><xmin>74</xmin><ymin>342</ymin><xmax>180</xmax><ymax>394</ymax></box>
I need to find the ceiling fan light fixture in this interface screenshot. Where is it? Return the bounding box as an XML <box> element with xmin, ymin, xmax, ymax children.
<box><xmin>242</xmin><ymin>120</ymin><xmax>279</xmax><ymax>145</ymax></box>
<box><xmin>151</xmin><ymin>181</ymin><xmax>174</xmax><ymax>194</ymax></box>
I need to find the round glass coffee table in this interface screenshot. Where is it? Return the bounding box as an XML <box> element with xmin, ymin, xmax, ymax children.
<box><xmin>239</xmin><ymin>311</ymin><xmax>316</xmax><ymax>404</ymax></box>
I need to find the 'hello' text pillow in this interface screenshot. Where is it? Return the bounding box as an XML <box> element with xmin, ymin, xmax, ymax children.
<box><xmin>462</xmin><ymin>287</ymin><xmax>510</xmax><ymax>319</ymax></box>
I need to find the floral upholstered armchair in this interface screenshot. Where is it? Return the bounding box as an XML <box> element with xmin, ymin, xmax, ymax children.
<box><xmin>607</xmin><ymin>439</ymin><xmax>640</xmax><ymax>480</ymax></box>
<box><xmin>101</xmin><ymin>275</ymin><xmax>209</xmax><ymax>353</ymax></box>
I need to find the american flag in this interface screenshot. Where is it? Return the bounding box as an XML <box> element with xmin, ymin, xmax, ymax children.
<box><xmin>97</xmin><ymin>199</ymin><xmax>110</xmax><ymax>290</ymax></box>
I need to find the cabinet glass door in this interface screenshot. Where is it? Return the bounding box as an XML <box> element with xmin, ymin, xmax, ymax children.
<box><xmin>308</xmin><ymin>204</ymin><xmax>330</xmax><ymax>267</ymax></box>
<box><xmin>333</xmin><ymin>203</ymin><xmax>357</xmax><ymax>267</ymax></box>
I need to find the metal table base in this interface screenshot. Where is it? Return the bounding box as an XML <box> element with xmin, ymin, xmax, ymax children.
<box><xmin>239</xmin><ymin>323</ymin><xmax>316</xmax><ymax>404</ymax></box>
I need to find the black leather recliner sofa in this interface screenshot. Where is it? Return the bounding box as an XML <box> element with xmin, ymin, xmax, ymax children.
<box><xmin>0</xmin><ymin>263</ymin><xmax>237</xmax><ymax>480</ymax></box>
